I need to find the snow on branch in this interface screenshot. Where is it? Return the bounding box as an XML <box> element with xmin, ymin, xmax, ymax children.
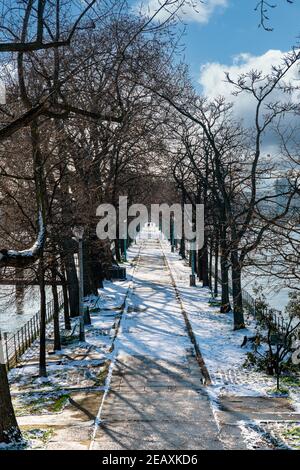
<box><xmin>0</xmin><ymin>210</ymin><xmax>45</xmax><ymax>268</ymax></box>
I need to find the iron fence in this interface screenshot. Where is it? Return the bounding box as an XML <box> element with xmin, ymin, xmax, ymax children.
<box><xmin>212</xmin><ymin>267</ymin><xmax>293</xmax><ymax>335</ymax></box>
<box><xmin>0</xmin><ymin>290</ymin><xmax>64</xmax><ymax>370</ymax></box>
<box><xmin>177</xmin><ymin>244</ymin><xmax>290</xmax><ymax>335</ymax></box>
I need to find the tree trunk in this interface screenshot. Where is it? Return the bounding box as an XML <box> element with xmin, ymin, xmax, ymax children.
<box><xmin>231</xmin><ymin>249</ymin><xmax>245</xmax><ymax>330</ymax></box>
<box><xmin>209</xmin><ymin>239</ymin><xmax>213</xmax><ymax>290</ymax></box>
<box><xmin>214</xmin><ymin>239</ymin><xmax>219</xmax><ymax>297</ymax></box>
<box><xmin>220</xmin><ymin>235</ymin><xmax>231</xmax><ymax>313</ymax></box>
<box><xmin>87</xmin><ymin>236</ymin><xmax>104</xmax><ymax>292</ymax></box>
<box><xmin>201</xmin><ymin>245</ymin><xmax>209</xmax><ymax>288</ymax></box>
<box><xmin>0</xmin><ymin>364</ymin><xmax>22</xmax><ymax>444</ymax></box>
<box><xmin>179</xmin><ymin>237</ymin><xmax>185</xmax><ymax>258</ymax></box>
<box><xmin>90</xmin><ymin>258</ymin><xmax>104</xmax><ymax>291</ymax></box>
<box><xmin>38</xmin><ymin>258</ymin><xmax>47</xmax><ymax>377</ymax></box>
<box><xmin>120</xmin><ymin>238</ymin><xmax>125</xmax><ymax>258</ymax></box>
<box><xmin>83</xmin><ymin>240</ymin><xmax>98</xmax><ymax>296</ymax></box>
<box><xmin>179</xmin><ymin>191</ymin><xmax>186</xmax><ymax>259</ymax></box>
<box><xmin>115</xmin><ymin>239</ymin><xmax>121</xmax><ymax>263</ymax></box>
<box><xmin>62</xmin><ymin>239</ymin><xmax>79</xmax><ymax>318</ymax></box>
<box><xmin>61</xmin><ymin>275</ymin><xmax>71</xmax><ymax>330</ymax></box>
<box><xmin>15</xmin><ymin>268</ymin><xmax>24</xmax><ymax>314</ymax></box>
<box><xmin>57</xmin><ymin>261</ymin><xmax>71</xmax><ymax>330</ymax></box>
<box><xmin>197</xmin><ymin>249</ymin><xmax>203</xmax><ymax>281</ymax></box>
<box><xmin>51</xmin><ymin>269</ymin><xmax>61</xmax><ymax>351</ymax></box>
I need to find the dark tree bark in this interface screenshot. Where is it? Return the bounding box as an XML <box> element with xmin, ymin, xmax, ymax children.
<box><xmin>179</xmin><ymin>237</ymin><xmax>186</xmax><ymax>259</ymax></box>
<box><xmin>179</xmin><ymin>191</ymin><xmax>186</xmax><ymax>259</ymax></box>
<box><xmin>51</xmin><ymin>268</ymin><xmax>61</xmax><ymax>351</ymax></box>
<box><xmin>115</xmin><ymin>239</ymin><xmax>121</xmax><ymax>263</ymax></box>
<box><xmin>62</xmin><ymin>239</ymin><xmax>79</xmax><ymax>318</ymax></box>
<box><xmin>90</xmin><ymin>258</ymin><xmax>104</xmax><ymax>291</ymax></box>
<box><xmin>38</xmin><ymin>257</ymin><xmax>47</xmax><ymax>377</ymax></box>
<box><xmin>220</xmin><ymin>229</ymin><xmax>231</xmax><ymax>313</ymax></box>
<box><xmin>201</xmin><ymin>244</ymin><xmax>209</xmax><ymax>288</ymax></box>
<box><xmin>209</xmin><ymin>238</ymin><xmax>213</xmax><ymax>290</ymax></box>
<box><xmin>83</xmin><ymin>240</ymin><xmax>97</xmax><ymax>296</ymax></box>
<box><xmin>231</xmin><ymin>249</ymin><xmax>245</xmax><ymax>330</ymax></box>
<box><xmin>0</xmin><ymin>364</ymin><xmax>22</xmax><ymax>444</ymax></box>
<box><xmin>197</xmin><ymin>249</ymin><xmax>203</xmax><ymax>281</ymax></box>
<box><xmin>214</xmin><ymin>234</ymin><xmax>219</xmax><ymax>297</ymax></box>
<box><xmin>56</xmin><ymin>263</ymin><xmax>71</xmax><ymax>330</ymax></box>
<box><xmin>62</xmin><ymin>276</ymin><xmax>71</xmax><ymax>330</ymax></box>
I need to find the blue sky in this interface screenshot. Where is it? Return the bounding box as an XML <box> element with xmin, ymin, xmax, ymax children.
<box><xmin>133</xmin><ymin>0</ymin><xmax>300</xmax><ymax>87</ymax></box>
<box><xmin>182</xmin><ymin>0</ymin><xmax>300</xmax><ymax>84</ymax></box>
<box><xmin>132</xmin><ymin>1</ymin><xmax>300</xmax><ymax>155</ymax></box>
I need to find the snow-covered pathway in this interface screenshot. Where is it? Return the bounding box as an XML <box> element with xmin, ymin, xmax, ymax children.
<box><xmin>163</xmin><ymin>242</ymin><xmax>300</xmax><ymax>450</ymax></box>
<box><xmin>91</xmin><ymin>240</ymin><xmax>225</xmax><ymax>450</ymax></box>
<box><xmin>11</xmin><ymin>237</ymin><xmax>296</xmax><ymax>450</ymax></box>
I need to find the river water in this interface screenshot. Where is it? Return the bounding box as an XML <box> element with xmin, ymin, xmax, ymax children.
<box><xmin>0</xmin><ymin>274</ymin><xmax>291</xmax><ymax>333</ymax></box>
<box><xmin>243</xmin><ymin>272</ymin><xmax>291</xmax><ymax>313</ymax></box>
<box><xmin>0</xmin><ymin>237</ymin><xmax>294</xmax><ymax>333</ymax></box>
<box><xmin>0</xmin><ymin>285</ymin><xmax>53</xmax><ymax>333</ymax></box>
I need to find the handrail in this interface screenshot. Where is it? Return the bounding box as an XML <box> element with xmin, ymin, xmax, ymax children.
<box><xmin>0</xmin><ymin>290</ymin><xmax>64</xmax><ymax>369</ymax></box>
<box><xmin>177</xmin><ymin>244</ymin><xmax>290</xmax><ymax>335</ymax></box>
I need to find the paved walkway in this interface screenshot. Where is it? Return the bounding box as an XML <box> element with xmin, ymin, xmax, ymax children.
<box><xmin>91</xmin><ymin>240</ymin><xmax>224</xmax><ymax>450</ymax></box>
<box><xmin>13</xmin><ymin>240</ymin><xmax>295</xmax><ymax>449</ymax></box>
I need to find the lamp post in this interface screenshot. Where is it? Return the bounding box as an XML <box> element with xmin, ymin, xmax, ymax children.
<box><xmin>170</xmin><ymin>217</ymin><xmax>175</xmax><ymax>252</ymax></box>
<box><xmin>190</xmin><ymin>240</ymin><xmax>196</xmax><ymax>287</ymax></box>
<box><xmin>122</xmin><ymin>218</ymin><xmax>127</xmax><ymax>261</ymax></box>
<box><xmin>72</xmin><ymin>226</ymin><xmax>85</xmax><ymax>342</ymax></box>
<box><xmin>186</xmin><ymin>215</ymin><xmax>196</xmax><ymax>286</ymax></box>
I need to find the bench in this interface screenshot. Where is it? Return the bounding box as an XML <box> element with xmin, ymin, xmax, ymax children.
<box><xmin>106</xmin><ymin>266</ymin><xmax>126</xmax><ymax>281</ymax></box>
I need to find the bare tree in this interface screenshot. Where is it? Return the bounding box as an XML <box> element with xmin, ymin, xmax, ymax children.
<box><xmin>255</xmin><ymin>0</ymin><xmax>294</xmax><ymax>31</ymax></box>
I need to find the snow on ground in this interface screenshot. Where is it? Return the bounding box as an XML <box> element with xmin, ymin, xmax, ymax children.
<box><xmin>161</xmin><ymin>240</ymin><xmax>300</xmax><ymax>449</ymax></box>
<box><xmin>115</xmin><ymin>248</ymin><xmax>191</xmax><ymax>363</ymax></box>
<box><xmin>3</xmin><ymin>229</ymin><xmax>300</xmax><ymax>449</ymax></box>
<box><xmin>7</xmin><ymin>244</ymin><xmax>140</xmax><ymax>427</ymax></box>
<box><xmin>162</xmin><ymin>241</ymin><xmax>300</xmax><ymax>406</ymax></box>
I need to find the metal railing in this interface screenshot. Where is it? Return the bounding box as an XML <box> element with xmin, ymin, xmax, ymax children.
<box><xmin>255</xmin><ymin>304</ymin><xmax>290</xmax><ymax>335</ymax></box>
<box><xmin>175</xmin><ymin>243</ymin><xmax>290</xmax><ymax>335</ymax></box>
<box><xmin>211</xmin><ymin>267</ymin><xmax>292</xmax><ymax>333</ymax></box>
<box><xmin>0</xmin><ymin>290</ymin><xmax>64</xmax><ymax>370</ymax></box>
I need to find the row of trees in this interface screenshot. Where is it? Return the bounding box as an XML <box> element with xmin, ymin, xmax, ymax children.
<box><xmin>0</xmin><ymin>0</ymin><xmax>298</xmax><ymax>446</ymax></box>
<box><xmin>0</xmin><ymin>0</ymin><xmax>187</xmax><ymax>446</ymax></box>
<box><xmin>159</xmin><ymin>54</ymin><xmax>300</xmax><ymax>330</ymax></box>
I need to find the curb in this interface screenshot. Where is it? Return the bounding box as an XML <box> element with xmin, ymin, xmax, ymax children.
<box><xmin>89</xmin><ymin>243</ymin><xmax>142</xmax><ymax>450</ymax></box>
<box><xmin>161</xmin><ymin>242</ymin><xmax>212</xmax><ymax>386</ymax></box>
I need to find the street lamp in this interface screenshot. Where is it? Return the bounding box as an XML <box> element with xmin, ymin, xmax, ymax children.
<box><xmin>72</xmin><ymin>226</ymin><xmax>85</xmax><ymax>342</ymax></box>
<box><xmin>170</xmin><ymin>217</ymin><xmax>175</xmax><ymax>252</ymax></box>
<box><xmin>123</xmin><ymin>218</ymin><xmax>127</xmax><ymax>262</ymax></box>
<box><xmin>190</xmin><ymin>240</ymin><xmax>196</xmax><ymax>287</ymax></box>
<box><xmin>186</xmin><ymin>216</ymin><xmax>196</xmax><ymax>287</ymax></box>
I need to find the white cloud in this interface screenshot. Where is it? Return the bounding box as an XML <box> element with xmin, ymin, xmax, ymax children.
<box><xmin>136</xmin><ymin>0</ymin><xmax>228</xmax><ymax>24</ymax></box>
<box><xmin>199</xmin><ymin>49</ymin><xmax>300</xmax><ymax>119</ymax></box>
<box><xmin>199</xmin><ymin>49</ymin><xmax>300</xmax><ymax>155</ymax></box>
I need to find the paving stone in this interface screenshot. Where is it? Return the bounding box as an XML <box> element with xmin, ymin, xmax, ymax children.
<box><xmin>92</xmin><ymin>242</ymin><xmax>225</xmax><ymax>450</ymax></box>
